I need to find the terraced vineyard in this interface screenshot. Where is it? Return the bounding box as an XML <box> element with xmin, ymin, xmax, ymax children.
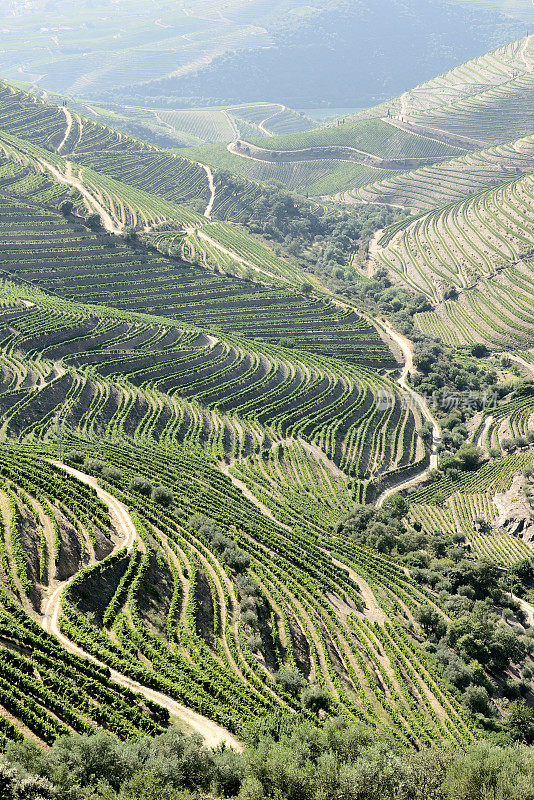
<box><xmin>184</xmin><ymin>117</ymin><xmax>464</xmax><ymax>195</ymax></box>
<box><xmin>190</xmin><ymin>35</ymin><xmax>533</xmax><ymax>199</ymax></box>
<box><xmin>346</xmin><ymin>37</ymin><xmax>531</xmax><ymax>123</ymax></box>
<box><xmin>156</xmin><ymin>103</ymin><xmax>316</xmax><ymax>144</ymax></box>
<box><xmin>373</xmin><ymin>174</ymin><xmax>534</xmax><ymax>347</ymax></box>
<box><xmin>229</xmin><ymin>117</ymin><xmax>464</xmax><ymax>159</ymax></box>
<box><xmin>408</xmin><ymin>60</ymin><xmax>534</xmax><ymax>146</ymax></box>
<box><xmin>0</xmin><ymin>33</ymin><xmax>532</xmax><ymax>758</ymax></box>
<box><xmin>410</xmin><ymin>449</ymin><xmax>534</xmax><ymax>567</ymax></box>
<box><xmin>0</xmin><ymin>281</ymin><xmax>415</xmax><ymax>479</ymax></box>
<box><xmin>0</xmin><ymin>278</ymin><xmax>480</xmax><ymax>748</ymax></box>
<box><xmin>340</xmin><ymin>135</ymin><xmax>534</xmax><ymax>211</ymax></box>
<box><xmin>0</xmin><ymin>180</ymin><xmax>390</xmax><ymax>365</ymax></box>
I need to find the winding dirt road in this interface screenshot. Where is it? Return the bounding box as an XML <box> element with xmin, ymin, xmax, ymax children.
<box><xmin>374</xmin><ymin>319</ymin><xmax>441</xmax><ymax>506</ymax></box>
<box><xmin>37</xmin><ymin>158</ymin><xmax>122</xmax><ymax>235</ymax></box>
<box><xmin>332</xmin><ymin>557</ymin><xmax>386</xmax><ymax>624</ymax></box>
<box><xmin>57</xmin><ymin>108</ymin><xmax>73</xmax><ymax>154</ymax></box>
<box><xmin>378</xmin><ymin>318</ymin><xmax>441</xmax><ymax>456</ymax></box>
<box><xmin>41</xmin><ymin>462</ymin><xmax>242</xmax><ymax>750</ymax></box>
<box><xmin>196</xmin><ymin>228</ymin><xmax>290</xmax><ymax>284</ymax></box>
<box><xmin>257</xmin><ymin>105</ymin><xmax>285</xmax><ymax>137</ymax></box>
<box><xmin>198</xmin><ymin>163</ymin><xmax>216</xmax><ymax>217</ymax></box>
<box><xmin>475</xmin><ymin>414</ymin><xmax>494</xmax><ymax>449</ymax></box>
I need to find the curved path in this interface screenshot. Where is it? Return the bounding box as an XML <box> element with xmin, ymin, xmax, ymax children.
<box><xmin>228</xmin><ymin>140</ymin><xmax>436</xmax><ymax>170</ymax></box>
<box><xmin>288</xmin><ymin>275</ymin><xmax>442</xmax><ymax>505</ymax></box>
<box><xmin>219</xmin><ymin>461</ymin><xmax>291</xmax><ymax>531</ymax></box>
<box><xmin>475</xmin><ymin>414</ymin><xmax>494</xmax><ymax>449</ymax></box>
<box><xmin>198</xmin><ymin>162</ymin><xmax>216</xmax><ymax>217</ymax></box>
<box><xmin>37</xmin><ymin>158</ymin><xmax>122</xmax><ymax>235</ymax></box>
<box><xmin>374</xmin><ymin>319</ymin><xmax>441</xmax><ymax>506</ymax></box>
<box><xmin>257</xmin><ymin>105</ymin><xmax>285</xmax><ymax>137</ymax></box>
<box><xmin>41</xmin><ymin>462</ymin><xmax>242</xmax><ymax>750</ymax></box>
<box><xmin>57</xmin><ymin>108</ymin><xmax>73</xmax><ymax>154</ymax></box>
<box><xmin>377</xmin><ymin>318</ymin><xmax>441</xmax><ymax>455</ymax></box>
<box><xmin>332</xmin><ymin>557</ymin><xmax>386</xmax><ymax>625</ymax></box>
<box><xmin>196</xmin><ymin>228</ymin><xmax>289</xmax><ymax>284</ymax></box>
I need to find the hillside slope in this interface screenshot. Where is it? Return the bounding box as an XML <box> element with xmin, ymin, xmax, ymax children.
<box><xmin>0</xmin><ymin>40</ymin><xmax>532</xmax><ymax>755</ymax></box>
<box><xmin>112</xmin><ymin>0</ymin><xmax>527</xmax><ymax>107</ymax></box>
<box><xmin>189</xmin><ymin>36</ymin><xmax>533</xmax><ymax>198</ymax></box>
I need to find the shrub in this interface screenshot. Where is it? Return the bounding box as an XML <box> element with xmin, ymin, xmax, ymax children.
<box><xmin>86</xmin><ymin>213</ymin><xmax>102</xmax><ymax>230</ymax></box>
<box><xmin>301</xmin><ymin>685</ymin><xmax>331</xmax><ymax>714</ymax></box>
<box><xmin>129</xmin><ymin>476</ymin><xmax>153</xmax><ymax>496</ymax></box>
<box><xmin>241</xmin><ymin>610</ymin><xmax>258</xmax><ymax>629</ymax></box>
<box><xmin>102</xmin><ymin>466</ymin><xmax>122</xmax><ymax>483</ymax></box>
<box><xmin>151</xmin><ymin>485</ymin><xmax>174</xmax><ymax>507</ymax></box>
<box><xmin>503</xmin><ymin>678</ymin><xmax>521</xmax><ymax>699</ymax></box>
<box><xmin>223</xmin><ymin>546</ymin><xmax>250</xmax><ymax>573</ymax></box>
<box><xmin>462</xmin><ymin>685</ymin><xmax>492</xmax><ymax>716</ymax></box>
<box><xmin>470</xmin><ymin>343</ymin><xmax>489</xmax><ymax>358</ymax></box>
<box><xmin>247</xmin><ymin>635</ymin><xmax>262</xmax><ymax>652</ymax></box>
<box><xmin>274</xmin><ymin>670</ymin><xmax>306</xmax><ymax>697</ymax></box>
<box><xmin>66</xmin><ymin>450</ymin><xmax>85</xmax><ymax>465</ymax></box>
<box><xmin>506</xmin><ymin>699</ymin><xmax>534</xmax><ymax>743</ymax></box>
<box><xmin>454</xmin><ymin>445</ymin><xmax>483</xmax><ymax>471</ymax></box>
<box><xmin>59</xmin><ymin>200</ymin><xmax>74</xmax><ymax>217</ymax></box>
<box><xmin>122</xmin><ymin>226</ymin><xmax>137</xmax><ymax>242</ymax></box>
<box><xmin>84</xmin><ymin>458</ymin><xmax>104</xmax><ymax>474</ymax></box>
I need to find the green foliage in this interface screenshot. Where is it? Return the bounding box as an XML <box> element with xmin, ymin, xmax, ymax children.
<box><xmin>273</xmin><ymin>670</ymin><xmax>307</xmax><ymax>697</ymax></box>
<box><xmin>442</xmin><ymin>741</ymin><xmax>534</xmax><ymax>800</ymax></box>
<box><xmin>66</xmin><ymin>450</ymin><xmax>85</xmax><ymax>465</ymax></box>
<box><xmin>151</xmin><ymin>486</ymin><xmax>174</xmax><ymax>507</ymax></box>
<box><xmin>506</xmin><ymin>699</ymin><xmax>534</xmax><ymax>743</ymax></box>
<box><xmin>85</xmin><ymin>458</ymin><xmax>105</xmax><ymax>474</ymax></box>
<box><xmin>300</xmin><ymin>684</ymin><xmax>331</xmax><ymax>714</ymax></box>
<box><xmin>129</xmin><ymin>476</ymin><xmax>153</xmax><ymax>496</ymax></box>
<box><xmin>86</xmin><ymin>213</ymin><xmax>102</xmax><ymax>230</ymax></box>
<box><xmin>102</xmin><ymin>466</ymin><xmax>123</xmax><ymax>483</ymax></box>
<box><xmin>59</xmin><ymin>200</ymin><xmax>74</xmax><ymax>218</ymax></box>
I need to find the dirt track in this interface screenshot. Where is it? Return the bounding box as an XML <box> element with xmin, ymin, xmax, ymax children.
<box><xmin>57</xmin><ymin>108</ymin><xmax>73</xmax><ymax>154</ymax></box>
<box><xmin>375</xmin><ymin>319</ymin><xmax>441</xmax><ymax>506</ymax></box>
<box><xmin>37</xmin><ymin>158</ymin><xmax>122</xmax><ymax>235</ymax></box>
<box><xmin>41</xmin><ymin>462</ymin><xmax>242</xmax><ymax>750</ymax></box>
<box><xmin>198</xmin><ymin>162</ymin><xmax>216</xmax><ymax>217</ymax></box>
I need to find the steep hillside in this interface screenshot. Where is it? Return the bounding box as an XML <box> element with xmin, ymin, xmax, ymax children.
<box><xmin>371</xmin><ymin>173</ymin><xmax>534</xmax><ymax>347</ymax></box>
<box><xmin>190</xmin><ymin>36</ymin><xmax>533</xmax><ymax>198</ymax></box>
<box><xmin>0</xmin><ymin>0</ymin><xmax>298</xmax><ymax>97</ymax></box>
<box><xmin>113</xmin><ymin>0</ymin><xmax>527</xmax><ymax>107</ymax></box>
<box><xmin>36</xmin><ymin>96</ymin><xmax>318</xmax><ymax>149</ymax></box>
<box><xmin>0</xmin><ymin>41</ymin><xmax>532</xmax><ymax>757</ymax></box>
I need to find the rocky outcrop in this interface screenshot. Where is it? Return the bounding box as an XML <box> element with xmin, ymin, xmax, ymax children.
<box><xmin>494</xmin><ymin>474</ymin><xmax>534</xmax><ymax>546</ymax></box>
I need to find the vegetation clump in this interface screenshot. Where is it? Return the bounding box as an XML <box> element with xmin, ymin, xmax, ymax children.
<box><xmin>3</xmin><ymin>718</ymin><xmax>534</xmax><ymax>799</ymax></box>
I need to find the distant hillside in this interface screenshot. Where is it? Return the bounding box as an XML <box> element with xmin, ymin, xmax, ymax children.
<box><xmin>109</xmin><ymin>0</ymin><xmax>527</xmax><ymax>108</ymax></box>
<box><xmin>184</xmin><ymin>36</ymin><xmax>533</xmax><ymax>197</ymax></box>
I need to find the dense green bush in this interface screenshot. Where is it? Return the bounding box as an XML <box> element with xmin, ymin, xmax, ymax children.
<box><xmin>300</xmin><ymin>685</ymin><xmax>331</xmax><ymax>714</ymax></box>
<box><xmin>129</xmin><ymin>476</ymin><xmax>153</xmax><ymax>496</ymax></box>
<box><xmin>151</xmin><ymin>485</ymin><xmax>174</xmax><ymax>507</ymax></box>
<box><xmin>84</xmin><ymin>458</ymin><xmax>105</xmax><ymax>474</ymax></box>
<box><xmin>66</xmin><ymin>450</ymin><xmax>85</xmax><ymax>465</ymax></box>
<box><xmin>274</xmin><ymin>670</ymin><xmax>307</xmax><ymax>697</ymax></box>
<box><xmin>4</xmin><ymin>719</ymin><xmax>534</xmax><ymax>799</ymax></box>
<box><xmin>102</xmin><ymin>466</ymin><xmax>123</xmax><ymax>483</ymax></box>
